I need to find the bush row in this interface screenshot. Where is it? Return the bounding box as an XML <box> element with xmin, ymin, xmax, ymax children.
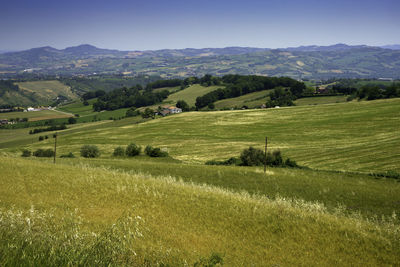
<box><xmin>113</xmin><ymin>144</ymin><xmax>168</xmax><ymax>158</ymax></box>
<box><xmin>206</xmin><ymin>147</ymin><xmax>299</xmax><ymax>168</ymax></box>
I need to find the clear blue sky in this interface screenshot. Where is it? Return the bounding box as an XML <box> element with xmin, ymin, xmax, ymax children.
<box><xmin>1</xmin><ymin>0</ymin><xmax>399</xmax><ymax>50</ymax></box>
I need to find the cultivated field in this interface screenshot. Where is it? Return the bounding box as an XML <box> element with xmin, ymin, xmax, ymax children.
<box><xmin>294</xmin><ymin>95</ymin><xmax>349</xmax><ymax>106</ymax></box>
<box><xmin>214</xmin><ymin>89</ymin><xmax>272</xmax><ymax>109</ymax></box>
<box><xmin>7</xmin><ymin>98</ymin><xmax>398</xmax><ymax>173</ymax></box>
<box><xmin>16</xmin><ymin>80</ymin><xmax>78</xmax><ymax>103</ymax></box>
<box><xmin>162</xmin><ymin>84</ymin><xmax>223</xmax><ymax>106</ymax></box>
<box><xmin>0</xmin><ymin>109</ymin><xmax>72</xmax><ymax>121</ymax></box>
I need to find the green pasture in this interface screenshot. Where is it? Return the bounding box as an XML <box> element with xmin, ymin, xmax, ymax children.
<box><xmin>42</xmin><ymin>156</ymin><xmax>399</xmax><ymax>220</ymax></box>
<box><xmin>0</xmin><ymin>109</ymin><xmax>72</xmax><ymax>121</ymax></box>
<box><xmin>294</xmin><ymin>95</ymin><xmax>350</xmax><ymax>106</ymax></box>
<box><xmin>214</xmin><ymin>89</ymin><xmax>272</xmax><ymax>109</ymax></box>
<box><xmin>162</xmin><ymin>84</ymin><xmax>222</xmax><ymax>106</ymax></box>
<box><xmin>152</xmin><ymin>86</ymin><xmax>181</xmax><ymax>93</ymax></box>
<box><xmin>57</xmin><ymin>99</ymin><xmax>97</xmax><ymax>116</ymax></box>
<box><xmin>0</xmin><ymin>157</ymin><xmax>398</xmax><ymax>265</ymax></box>
<box><xmin>16</xmin><ymin>80</ymin><xmax>78</xmax><ymax>102</ymax></box>
<box><xmin>5</xmin><ymin>98</ymin><xmax>398</xmax><ymax>173</ymax></box>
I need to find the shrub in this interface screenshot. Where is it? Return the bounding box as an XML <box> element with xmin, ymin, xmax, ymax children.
<box><xmin>21</xmin><ymin>149</ymin><xmax>31</xmax><ymax>157</ymax></box>
<box><xmin>125</xmin><ymin>108</ymin><xmax>140</xmax><ymax>117</ymax></box>
<box><xmin>113</xmin><ymin>146</ymin><xmax>125</xmax><ymax>157</ymax></box>
<box><xmin>240</xmin><ymin>147</ymin><xmax>265</xmax><ymax>166</ymax></box>
<box><xmin>144</xmin><ymin>145</ymin><xmax>168</xmax><ymax>157</ymax></box>
<box><xmin>176</xmin><ymin>100</ymin><xmax>190</xmax><ymax>111</ymax></box>
<box><xmin>80</xmin><ymin>145</ymin><xmax>100</xmax><ymax>158</ymax></box>
<box><xmin>144</xmin><ymin>145</ymin><xmax>153</xmax><ymax>156</ymax></box>
<box><xmin>68</xmin><ymin>117</ymin><xmax>77</xmax><ymax>124</ymax></box>
<box><xmin>266</xmin><ymin>150</ymin><xmax>283</xmax><ymax>166</ymax></box>
<box><xmin>206</xmin><ymin>157</ymin><xmax>241</xmax><ymax>166</ymax></box>
<box><xmin>284</xmin><ymin>158</ymin><xmax>298</xmax><ymax>168</ymax></box>
<box><xmin>38</xmin><ymin>136</ymin><xmax>44</xmax><ymax>141</ymax></box>
<box><xmin>60</xmin><ymin>152</ymin><xmax>75</xmax><ymax>158</ymax></box>
<box><xmin>33</xmin><ymin>149</ymin><xmax>55</xmax><ymax>157</ymax></box>
<box><xmin>125</xmin><ymin>143</ymin><xmax>141</xmax><ymax>157</ymax></box>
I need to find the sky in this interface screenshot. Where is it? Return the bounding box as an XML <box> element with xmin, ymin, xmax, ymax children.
<box><xmin>0</xmin><ymin>0</ymin><xmax>399</xmax><ymax>51</ymax></box>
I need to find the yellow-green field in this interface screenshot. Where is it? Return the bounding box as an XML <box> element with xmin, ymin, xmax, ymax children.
<box><xmin>294</xmin><ymin>95</ymin><xmax>350</xmax><ymax>106</ymax></box>
<box><xmin>162</xmin><ymin>84</ymin><xmax>223</xmax><ymax>106</ymax></box>
<box><xmin>0</xmin><ymin>157</ymin><xmax>398</xmax><ymax>265</ymax></box>
<box><xmin>5</xmin><ymin>98</ymin><xmax>398</xmax><ymax>173</ymax></box>
<box><xmin>214</xmin><ymin>89</ymin><xmax>272</xmax><ymax>109</ymax></box>
<box><xmin>0</xmin><ymin>109</ymin><xmax>72</xmax><ymax>121</ymax></box>
<box><xmin>16</xmin><ymin>80</ymin><xmax>78</xmax><ymax>103</ymax></box>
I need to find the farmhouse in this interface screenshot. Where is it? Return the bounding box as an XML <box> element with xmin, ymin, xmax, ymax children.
<box><xmin>158</xmin><ymin>106</ymin><xmax>183</xmax><ymax>116</ymax></box>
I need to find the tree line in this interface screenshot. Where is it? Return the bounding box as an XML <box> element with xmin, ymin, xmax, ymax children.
<box><xmin>195</xmin><ymin>75</ymin><xmax>305</xmax><ymax>109</ymax></box>
<box><xmin>92</xmin><ymin>84</ymin><xmax>170</xmax><ymax>111</ymax></box>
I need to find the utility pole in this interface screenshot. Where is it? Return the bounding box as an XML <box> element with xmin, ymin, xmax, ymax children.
<box><xmin>53</xmin><ymin>132</ymin><xmax>57</xmax><ymax>164</ymax></box>
<box><xmin>264</xmin><ymin>136</ymin><xmax>268</xmax><ymax>174</ymax></box>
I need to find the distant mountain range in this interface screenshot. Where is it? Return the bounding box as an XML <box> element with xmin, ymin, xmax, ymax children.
<box><xmin>1</xmin><ymin>44</ymin><xmax>400</xmax><ymax>79</ymax></box>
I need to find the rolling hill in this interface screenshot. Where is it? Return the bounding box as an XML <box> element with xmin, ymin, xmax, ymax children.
<box><xmin>1</xmin><ymin>97</ymin><xmax>399</xmax><ymax>265</ymax></box>
<box><xmin>1</xmin><ymin>44</ymin><xmax>400</xmax><ymax>79</ymax></box>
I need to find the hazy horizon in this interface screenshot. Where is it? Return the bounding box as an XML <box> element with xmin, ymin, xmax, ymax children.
<box><xmin>1</xmin><ymin>0</ymin><xmax>399</xmax><ymax>51</ymax></box>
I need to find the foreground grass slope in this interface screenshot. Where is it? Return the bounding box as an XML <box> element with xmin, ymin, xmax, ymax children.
<box><xmin>12</xmin><ymin>98</ymin><xmax>399</xmax><ymax>173</ymax></box>
<box><xmin>1</xmin><ymin>157</ymin><xmax>399</xmax><ymax>265</ymax></box>
<box><xmin>55</xmin><ymin>157</ymin><xmax>400</xmax><ymax>219</ymax></box>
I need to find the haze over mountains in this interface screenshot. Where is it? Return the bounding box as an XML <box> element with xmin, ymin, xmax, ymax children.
<box><xmin>1</xmin><ymin>44</ymin><xmax>400</xmax><ymax>79</ymax></box>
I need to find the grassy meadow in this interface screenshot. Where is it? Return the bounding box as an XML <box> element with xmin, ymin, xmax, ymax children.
<box><xmin>0</xmin><ymin>109</ymin><xmax>72</xmax><ymax>121</ymax></box>
<box><xmin>16</xmin><ymin>80</ymin><xmax>78</xmax><ymax>102</ymax></box>
<box><xmin>0</xmin><ymin>157</ymin><xmax>399</xmax><ymax>266</ymax></box>
<box><xmin>6</xmin><ymin>97</ymin><xmax>398</xmax><ymax>173</ymax></box>
<box><xmin>162</xmin><ymin>84</ymin><xmax>223</xmax><ymax>106</ymax></box>
<box><xmin>214</xmin><ymin>89</ymin><xmax>272</xmax><ymax>109</ymax></box>
<box><xmin>294</xmin><ymin>95</ymin><xmax>350</xmax><ymax>106</ymax></box>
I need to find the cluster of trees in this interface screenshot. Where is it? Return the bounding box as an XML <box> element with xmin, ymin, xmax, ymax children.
<box><xmin>80</xmin><ymin>145</ymin><xmax>101</xmax><ymax>158</ymax></box>
<box><xmin>29</xmin><ymin>124</ymin><xmax>67</xmax><ymax>134</ymax></box>
<box><xmin>145</xmin><ymin>79</ymin><xmax>182</xmax><ymax>90</ymax></box>
<box><xmin>0</xmin><ymin>80</ymin><xmax>20</xmax><ymax>97</ymax></box>
<box><xmin>92</xmin><ymin>85</ymin><xmax>169</xmax><ymax>111</ymax></box>
<box><xmin>357</xmin><ymin>84</ymin><xmax>400</xmax><ymax>100</ymax></box>
<box><xmin>195</xmin><ymin>75</ymin><xmax>305</xmax><ymax>109</ymax></box>
<box><xmin>144</xmin><ymin>75</ymin><xmax>221</xmax><ymax>91</ymax></box>
<box><xmin>265</xmin><ymin>87</ymin><xmax>295</xmax><ymax>108</ymax></box>
<box><xmin>206</xmin><ymin>146</ymin><xmax>299</xmax><ymax>168</ymax></box>
<box><xmin>144</xmin><ymin>145</ymin><xmax>168</xmax><ymax>157</ymax></box>
<box><xmin>81</xmin><ymin>90</ymin><xmax>106</xmax><ymax>100</ymax></box>
<box><xmin>21</xmin><ymin>148</ymin><xmax>55</xmax><ymax>158</ymax></box>
<box><xmin>113</xmin><ymin>143</ymin><xmax>168</xmax><ymax>158</ymax></box>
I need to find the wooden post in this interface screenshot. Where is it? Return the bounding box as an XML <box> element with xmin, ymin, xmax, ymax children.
<box><xmin>53</xmin><ymin>132</ymin><xmax>57</xmax><ymax>164</ymax></box>
<box><xmin>264</xmin><ymin>136</ymin><xmax>268</xmax><ymax>174</ymax></box>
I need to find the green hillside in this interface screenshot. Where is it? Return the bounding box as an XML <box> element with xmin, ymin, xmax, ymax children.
<box><xmin>4</xmin><ymin>98</ymin><xmax>398</xmax><ymax>173</ymax></box>
<box><xmin>0</xmin><ymin>157</ymin><xmax>398</xmax><ymax>265</ymax></box>
<box><xmin>214</xmin><ymin>89</ymin><xmax>272</xmax><ymax>109</ymax></box>
<box><xmin>16</xmin><ymin>80</ymin><xmax>78</xmax><ymax>103</ymax></box>
<box><xmin>294</xmin><ymin>95</ymin><xmax>349</xmax><ymax>106</ymax></box>
<box><xmin>0</xmin><ymin>109</ymin><xmax>72</xmax><ymax>121</ymax></box>
<box><xmin>162</xmin><ymin>84</ymin><xmax>222</xmax><ymax>106</ymax></box>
